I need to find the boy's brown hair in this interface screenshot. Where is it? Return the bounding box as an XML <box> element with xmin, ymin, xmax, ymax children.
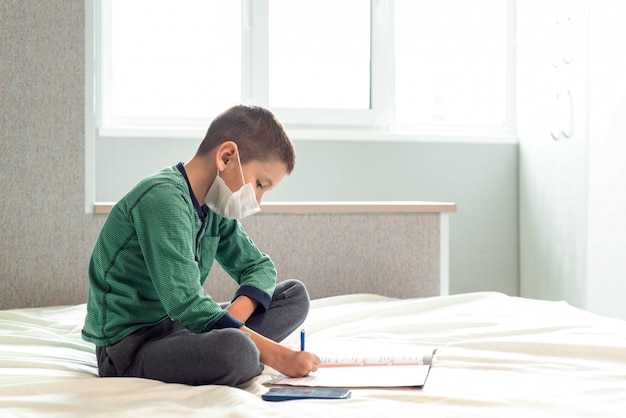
<box><xmin>197</xmin><ymin>105</ymin><xmax>296</xmax><ymax>174</ymax></box>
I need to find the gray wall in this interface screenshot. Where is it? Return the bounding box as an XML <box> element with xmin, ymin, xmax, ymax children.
<box><xmin>0</xmin><ymin>1</ymin><xmax>519</xmax><ymax>309</ymax></box>
<box><xmin>1</xmin><ymin>1</ymin><xmax>104</xmax><ymax>308</ymax></box>
<box><xmin>265</xmin><ymin>139</ymin><xmax>519</xmax><ymax>298</ymax></box>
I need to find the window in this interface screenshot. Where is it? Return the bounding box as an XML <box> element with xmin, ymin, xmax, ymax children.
<box><xmin>394</xmin><ymin>0</ymin><xmax>509</xmax><ymax>127</ymax></box>
<box><xmin>100</xmin><ymin>1</ymin><xmax>242</xmax><ymax>130</ymax></box>
<box><xmin>86</xmin><ymin>0</ymin><xmax>514</xmax><ymax>209</ymax></box>
<box><xmin>94</xmin><ymin>0</ymin><xmax>512</xmax><ymax>134</ymax></box>
<box><xmin>267</xmin><ymin>0</ymin><xmax>371</xmax><ymax>110</ymax></box>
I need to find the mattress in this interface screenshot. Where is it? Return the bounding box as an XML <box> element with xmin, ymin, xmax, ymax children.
<box><xmin>1</xmin><ymin>292</ymin><xmax>625</xmax><ymax>417</ymax></box>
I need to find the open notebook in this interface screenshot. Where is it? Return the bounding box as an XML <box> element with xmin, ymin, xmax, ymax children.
<box><xmin>270</xmin><ymin>348</ymin><xmax>436</xmax><ymax>388</ymax></box>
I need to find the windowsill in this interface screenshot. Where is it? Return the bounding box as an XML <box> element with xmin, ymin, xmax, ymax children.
<box><xmin>94</xmin><ymin>201</ymin><xmax>457</xmax><ymax>215</ymax></box>
<box><xmin>97</xmin><ymin>125</ymin><xmax>518</xmax><ymax>144</ymax></box>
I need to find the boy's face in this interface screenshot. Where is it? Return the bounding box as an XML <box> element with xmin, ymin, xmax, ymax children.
<box><xmin>222</xmin><ymin>158</ymin><xmax>288</xmax><ymax>204</ymax></box>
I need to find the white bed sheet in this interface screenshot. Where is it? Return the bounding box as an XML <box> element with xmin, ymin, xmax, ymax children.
<box><xmin>1</xmin><ymin>292</ymin><xmax>626</xmax><ymax>417</ymax></box>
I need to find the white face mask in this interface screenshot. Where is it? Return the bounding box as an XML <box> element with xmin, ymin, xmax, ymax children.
<box><xmin>204</xmin><ymin>152</ymin><xmax>261</xmax><ymax>219</ymax></box>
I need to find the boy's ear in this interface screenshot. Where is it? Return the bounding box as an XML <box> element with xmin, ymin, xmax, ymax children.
<box><xmin>215</xmin><ymin>141</ymin><xmax>239</xmax><ymax>172</ymax></box>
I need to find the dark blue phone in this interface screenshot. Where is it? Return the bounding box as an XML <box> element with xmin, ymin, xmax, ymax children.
<box><xmin>262</xmin><ymin>387</ymin><xmax>352</xmax><ymax>402</ymax></box>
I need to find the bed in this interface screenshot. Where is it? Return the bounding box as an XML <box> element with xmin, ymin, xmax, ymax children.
<box><xmin>3</xmin><ymin>202</ymin><xmax>626</xmax><ymax>416</ymax></box>
<box><xmin>2</xmin><ymin>291</ymin><xmax>626</xmax><ymax>417</ymax></box>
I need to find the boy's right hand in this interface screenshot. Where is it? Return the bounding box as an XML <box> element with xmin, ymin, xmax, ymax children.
<box><xmin>241</xmin><ymin>325</ymin><xmax>320</xmax><ymax>377</ymax></box>
<box><xmin>274</xmin><ymin>348</ymin><xmax>321</xmax><ymax>378</ymax></box>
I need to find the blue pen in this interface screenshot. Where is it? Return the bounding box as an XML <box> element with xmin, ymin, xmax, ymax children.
<box><xmin>300</xmin><ymin>329</ymin><xmax>305</xmax><ymax>351</ymax></box>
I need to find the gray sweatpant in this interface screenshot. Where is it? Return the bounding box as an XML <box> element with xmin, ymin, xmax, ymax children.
<box><xmin>96</xmin><ymin>279</ymin><xmax>310</xmax><ymax>386</ymax></box>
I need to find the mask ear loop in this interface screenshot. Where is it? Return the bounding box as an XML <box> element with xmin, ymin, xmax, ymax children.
<box><xmin>235</xmin><ymin>152</ymin><xmax>247</xmax><ymax>188</ymax></box>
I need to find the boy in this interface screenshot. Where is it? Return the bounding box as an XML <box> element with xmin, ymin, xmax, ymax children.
<box><xmin>82</xmin><ymin>105</ymin><xmax>320</xmax><ymax>386</ymax></box>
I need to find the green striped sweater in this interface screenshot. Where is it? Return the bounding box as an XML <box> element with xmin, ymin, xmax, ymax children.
<box><xmin>82</xmin><ymin>164</ymin><xmax>276</xmax><ymax>346</ymax></box>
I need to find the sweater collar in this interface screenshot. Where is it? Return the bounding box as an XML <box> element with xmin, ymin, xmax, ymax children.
<box><xmin>175</xmin><ymin>162</ymin><xmax>206</xmax><ymax>220</ymax></box>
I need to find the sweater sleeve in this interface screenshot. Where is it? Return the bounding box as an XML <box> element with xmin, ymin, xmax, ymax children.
<box><xmin>213</xmin><ymin>218</ymin><xmax>277</xmax><ymax>313</ymax></box>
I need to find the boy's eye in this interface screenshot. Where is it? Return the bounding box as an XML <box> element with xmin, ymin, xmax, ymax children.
<box><xmin>256</xmin><ymin>181</ymin><xmax>264</xmax><ymax>190</ymax></box>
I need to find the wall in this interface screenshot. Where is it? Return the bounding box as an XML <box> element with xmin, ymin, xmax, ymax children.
<box><xmin>586</xmin><ymin>1</ymin><xmax>626</xmax><ymax>319</ymax></box>
<box><xmin>517</xmin><ymin>0</ymin><xmax>589</xmax><ymax>308</ymax></box>
<box><xmin>518</xmin><ymin>0</ymin><xmax>626</xmax><ymax>320</ymax></box>
<box><xmin>0</xmin><ymin>0</ymin><xmax>104</xmax><ymax>308</ymax></box>
<box><xmin>0</xmin><ymin>1</ymin><xmax>519</xmax><ymax>309</ymax></box>
<box><xmin>265</xmin><ymin>139</ymin><xmax>518</xmax><ymax>297</ymax></box>
<box><xmin>97</xmin><ymin>136</ymin><xmax>519</xmax><ymax>298</ymax></box>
